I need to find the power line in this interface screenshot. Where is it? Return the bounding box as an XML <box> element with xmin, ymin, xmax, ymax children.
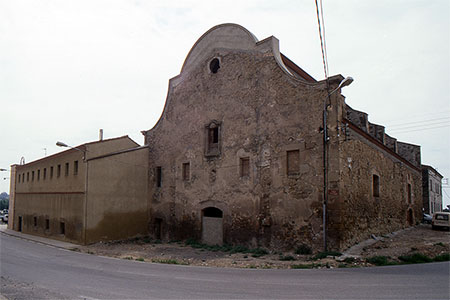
<box><xmin>388</xmin><ymin>124</ymin><xmax>449</xmax><ymax>134</ymax></box>
<box><xmin>315</xmin><ymin>0</ymin><xmax>329</xmax><ymax>80</ymax></box>
<box><xmin>387</xmin><ymin>117</ymin><xmax>450</xmax><ymax>129</ymax></box>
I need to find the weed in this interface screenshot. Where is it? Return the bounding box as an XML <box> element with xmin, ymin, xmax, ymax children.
<box><xmin>69</xmin><ymin>247</ymin><xmax>80</xmax><ymax>252</ymax></box>
<box><xmin>291</xmin><ymin>263</ymin><xmax>322</xmax><ymax>269</ymax></box>
<box><xmin>135</xmin><ymin>257</ymin><xmax>145</xmax><ymax>262</ymax></box>
<box><xmin>151</xmin><ymin>258</ymin><xmax>188</xmax><ymax>265</ymax></box>
<box><xmin>87</xmin><ymin>251</ymin><xmax>95</xmax><ymax>255</ymax></box>
<box><xmin>410</xmin><ymin>247</ymin><xmax>418</xmax><ymax>251</ymax></box>
<box><xmin>313</xmin><ymin>251</ymin><xmax>342</xmax><ymax>260</ymax></box>
<box><xmin>295</xmin><ymin>244</ymin><xmax>312</xmax><ymax>255</ymax></box>
<box><xmin>343</xmin><ymin>257</ymin><xmax>356</xmax><ymax>263</ymax></box>
<box><xmin>279</xmin><ymin>255</ymin><xmax>296</xmax><ymax>261</ymax></box>
<box><xmin>434</xmin><ymin>242</ymin><xmax>445</xmax><ymax>247</ymax></box>
<box><xmin>248</xmin><ymin>248</ymin><xmax>269</xmax><ymax>258</ymax></box>
<box><xmin>123</xmin><ymin>256</ymin><xmax>133</xmax><ymax>260</ymax></box>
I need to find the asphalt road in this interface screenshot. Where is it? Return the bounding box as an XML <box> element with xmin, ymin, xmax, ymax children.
<box><xmin>1</xmin><ymin>233</ymin><xmax>449</xmax><ymax>300</ymax></box>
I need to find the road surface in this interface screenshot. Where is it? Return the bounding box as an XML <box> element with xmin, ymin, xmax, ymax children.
<box><xmin>1</xmin><ymin>233</ymin><xmax>449</xmax><ymax>299</ymax></box>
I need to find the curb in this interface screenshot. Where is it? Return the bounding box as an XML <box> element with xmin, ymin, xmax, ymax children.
<box><xmin>0</xmin><ymin>226</ymin><xmax>79</xmax><ymax>250</ymax></box>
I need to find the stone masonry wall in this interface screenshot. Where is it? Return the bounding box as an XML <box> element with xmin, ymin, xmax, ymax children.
<box><xmin>337</xmin><ymin>129</ymin><xmax>422</xmax><ymax>249</ymax></box>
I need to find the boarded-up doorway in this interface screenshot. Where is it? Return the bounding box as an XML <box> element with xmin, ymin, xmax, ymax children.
<box><xmin>201</xmin><ymin>207</ymin><xmax>223</xmax><ymax>245</ymax></box>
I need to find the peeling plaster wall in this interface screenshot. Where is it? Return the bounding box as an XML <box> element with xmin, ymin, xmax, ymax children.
<box><xmin>145</xmin><ymin>47</ymin><xmax>328</xmax><ymax>250</ymax></box>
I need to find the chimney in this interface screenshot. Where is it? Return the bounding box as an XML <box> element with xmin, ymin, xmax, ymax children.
<box><xmin>99</xmin><ymin>129</ymin><xmax>103</xmax><ymax>141</ymax></box>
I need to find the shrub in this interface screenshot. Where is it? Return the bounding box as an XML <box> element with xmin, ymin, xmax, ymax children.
<box><xmin>366</xmin><ymin>256</ymin><xmax>397</xmax><ymax>266</ymax></box>
<box><xmin>398</xmin><ymin>253</ymin><xmax>432</xmax><ymax>264</ymax></box>
<box><xmin>433</xmin><ymin>253</ymin><xmax>450</xmax><ymax>262</ymax></box>
<box><xmin>295</xmin><ymin>244</ymin><xmax>312</xmax><ymax>255</ymax></box>
<box><xmin>279</xmin><ymin>255</ymin><xmax>296</xmax><ymax>261</ymax></box>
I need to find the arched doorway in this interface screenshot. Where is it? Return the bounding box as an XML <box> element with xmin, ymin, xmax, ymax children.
<box><xmin>201</xmin><ymin>207</ymin><xmax>223</xmax><ymax>245</ymax></box>
<box><xmin>407</xmin><ymin>209</ymin><xmax>414</xmax><ymax>226</ymax></box>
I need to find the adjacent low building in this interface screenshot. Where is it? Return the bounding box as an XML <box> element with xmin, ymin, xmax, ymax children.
<box><xmin>422</xmin><ymin>165</ymin><xmax>443</xmax><ymax>215</ymax></box>
<box><xmin>9</xmin><ymin>136</ymin><xmax>149</xmax><ymax>245</ymax></box>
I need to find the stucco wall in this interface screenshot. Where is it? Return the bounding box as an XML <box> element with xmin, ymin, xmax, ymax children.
<box><xmin>85</xmin><ymin>147</ymin><xmax>149</xmax><ymax>244</ymax></box>
<box><xmin>13</xmin><ymin>150</ymin><xmax>85</xmax><ymax>243</ymax></box>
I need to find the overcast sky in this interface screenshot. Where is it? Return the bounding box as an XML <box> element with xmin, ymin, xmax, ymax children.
<box><xmin>1</xmin><ymin>0</ymin><xmax>449</xmax><ymax>207</ymax></box>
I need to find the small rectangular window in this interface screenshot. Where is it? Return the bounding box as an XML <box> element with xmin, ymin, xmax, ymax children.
<box><xmin>74</xmin><ymin>160</ymin><xmax>78</xmax><ymax>175</ymax></box>
<box><xmin>156</xmin><ymin>166</ymin><xmax>162</xmax><ymax>187</ymax></box>
<box><xmin>182</xmin><ymin>163</ymin><xmax>190</xmax><ymax>181</ymax></box>
<box><xmin>373</xmin><ymin>174</ymin><xmax>380</xmax><ymax>197</ymax></box>
<box><xmin>45</xmin><ymin>219</ymin><xmax>50</xmax><ymax>230</ymax></box>
<box><xmin>57</xmin><ymin>165</ymin><xmax>61</xmax><ymax>177</ymax></box>
<box><xmin>43</xmin><ymin>168</ymin><xmax>47</xmax><ymax>180</ymax></box>
<box><xmin>287</xmin><ymin>150</ymin><xmax>300</xmax><ymax>175</ymax></box>
<box><xmin>32</xmin><ymin>171</ymin><xmax>35</xmax><ymax>181</ymax></box>
<box><xmin>65</xmin><ymin>163</ymin><xmax>69</xmax><ymax>176</ymax></box>
<box><xmin>18</xmin><ymin>174</ymin><xmax>21</xmax><ymax>183</ymax></box>
<box><xmin>27</xmin><ymin>172</ymin><xmax>29</xmax><ymax>182</ymax></box>
<box><xmin>37</xmin><ymin>169</ymin><xmax>40</xmax><ymax>181</ymax></box>
<box><xmin>50</xmin><ymin>166</ymin><xmax>54</xmax><ymax>179</ymax></box>
<box><xmin>33</xmin><ymin>216</ymin><xmax>37</xmax><ymax>227</ymax></box>
<box><xmin>240</xmin><ymin>157</ymin><xmax>250</xmax><ymax>177</ymax></box>
<box><xmin>429</xmin><ymin>180</ymin><xmax>432</xmax><ymax>191</ymax></box>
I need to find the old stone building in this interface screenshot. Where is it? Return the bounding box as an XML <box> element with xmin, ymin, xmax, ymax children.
<box><xmin>142</xmin><ymin>24</ymin><xmax>423</xmax><ymax>251</ymax></box>
<box><xmin>421</xmin><ymin>165</ymin><xmax>443</xmax><ymax>215</ymax></box>
<box><xmin>9</xmin><ymin>136</ymin><xmax>149</xmax><ymax>245</ymax></box>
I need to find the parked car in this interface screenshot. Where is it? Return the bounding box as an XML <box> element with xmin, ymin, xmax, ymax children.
<box><xmin>0</xmin><ymin>213</ymin><xmax>7</xmax><ymax>223</ymax></box>
<box><xmin>431</xmin><ymin>212</ymin><xmax>450</xmax><ymax>230</ymax></box>
<box><xmin>423</xmin><ymin>213</ymin><xmax>432</xmax><ymax>224</ymax></box>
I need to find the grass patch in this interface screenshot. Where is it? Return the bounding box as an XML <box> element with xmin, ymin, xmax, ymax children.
<box><xmin>295</xmin><ymin>244</ymin><xmax>312</xmax><ymax>255</ymax></box>
<box><xmin>291</xmin><ymin>263</ymin><xmax>322</xmax><ymax>269</ymax></box>
<box><xmin>185</xmin><ymin>239</ymin><xmax>268</xmax><ymax>257</ymax></box>
<box><xmin>151</xmin><ymin>258</ymin><xmax>188</xmax><ymax>265</ymax></box>
<box><xmin>366</xmin><ymin>256</ymin><xmax>398</xmax><ymax>266</ymax></box>
<box><xmin>313</xmin><ymin>251</ymin><xmax>342</xmax><ymax>260</ymax></box>
<box><xmin>135</xmin><ymin>257</ymin><xmax>145</xmax><ymax>262</ymax></box>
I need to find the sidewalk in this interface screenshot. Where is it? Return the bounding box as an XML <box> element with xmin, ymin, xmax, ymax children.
<box><xmin>0</xmin><ymin>224</ymin><xmax>79</xmax><ymax>250</ymax></box>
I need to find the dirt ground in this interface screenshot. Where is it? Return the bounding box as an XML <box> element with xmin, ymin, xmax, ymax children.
<box><xmin>75</xmin><ymin>224</ymin><xmax>449</xmax><ymax>269</ymax></box>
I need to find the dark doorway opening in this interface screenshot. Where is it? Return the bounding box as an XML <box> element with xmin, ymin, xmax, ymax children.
<box><xmin>203</xmin><ymin>207</ymin><xmax>223</xmax><ymax>218</ymax></box>
<box><xmin>154</xmin><ymin>218</ymin><xmax>162</xmax><ymax>240</ymax></box>
<box><xmin>407</xmin><ymin>209</ymin><xmax>414</xmax><ymax>226</ymax></box>
<box><xmin>18</xmin><ymin>216</ymin><xmax>22</xmax><ymax>232</ymax></box>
